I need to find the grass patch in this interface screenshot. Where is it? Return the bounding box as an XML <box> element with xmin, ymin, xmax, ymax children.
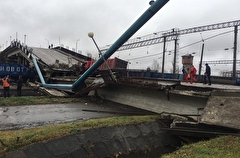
<box><xmin>162</xmin><ymin>135</ymin><xmax>240</xmax><ymax>158</ymax></box>
<box><xmin>0</xmin><ymin>96</ymin><xmax>84</xmax><ymax>106</ymax></box>
<box><xmin>2</xmin><ymin>96</ymin><xmax>239</xmax><ymax>157</ymax></box>
<box><xmin>0</xmin><ymin>115</ymin><xmax>159</xmax><ymax>154</ymax></box>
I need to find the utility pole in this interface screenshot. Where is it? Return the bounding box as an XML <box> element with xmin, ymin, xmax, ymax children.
<box><xmin>173</xmin><ymin>38</ymin><xmax>177</xmax><ymax>79</ymax></box>
<box><xmin>233</xmin><ymin>26</ymin><xmax>238</xmax><ymax>80</ymax></box>
<box><xmin>198</xmin><ymin>43</ymin><xmax>205</xmax><ymax>76</ymax></box>
<box><xmin>161</xmin><ymin>36</ymin><xmax>166</xmax><ymax>78</ymax></box>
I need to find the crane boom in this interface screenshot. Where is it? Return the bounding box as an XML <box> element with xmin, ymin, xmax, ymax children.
<box><xmin>72</xmin><ymin>0</ymin><xmax>169</xmax><ymax>90</ymax></box>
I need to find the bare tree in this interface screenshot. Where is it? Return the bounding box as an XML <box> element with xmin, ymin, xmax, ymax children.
<box><xmin>151</xmin><ymin>59</ymin><xmax>160</xmax><ymax>72</ymax></box>
<box><xmin>86</xmin><ymin>52</ymin><xmax>92</xmax><ymax>58</ymax></box>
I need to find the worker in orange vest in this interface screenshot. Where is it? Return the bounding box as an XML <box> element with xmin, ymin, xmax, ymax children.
<box><xmin>190</xmin><ymin>65</ymin><xmax>197</xmax><ymax>84</ymax></box>
<box><xmin>2</xmin><ymin>75</ymin><xmax>10</xmax><ymax>98</ymax></box>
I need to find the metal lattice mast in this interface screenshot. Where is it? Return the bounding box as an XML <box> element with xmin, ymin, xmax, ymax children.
<box><xmin>100</xmin><ymin>19</ymin><xmax>240</xmax><ymax>52</ymax></box>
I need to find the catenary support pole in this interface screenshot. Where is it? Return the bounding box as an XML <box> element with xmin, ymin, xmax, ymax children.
<box><xmin>198</xmin><ymin>43</ymin><xmax>205</xmax><ymax>76</ymax></box>
<box><xmin>233</xmin><ymin>26</ymin><xmax>238</xmax><ymax>80</ymax></box>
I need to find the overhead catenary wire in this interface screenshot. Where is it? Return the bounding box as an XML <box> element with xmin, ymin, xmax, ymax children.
<box><xmin>118</xmin><ymin>29</ymin><xmax>238</xmax><ymax>62</ymax></box>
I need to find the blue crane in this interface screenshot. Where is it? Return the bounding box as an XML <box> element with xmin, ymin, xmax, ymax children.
<box><xmin>31</xmin><ymin>0</ymin><xmax>170</xmax><ymax>90</ymax></box>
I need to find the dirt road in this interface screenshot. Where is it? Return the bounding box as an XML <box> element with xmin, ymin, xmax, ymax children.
<box><xmin>0</xmin><ymin>101</ymin><xmax>153</xmax><ymax>130</ymax></box>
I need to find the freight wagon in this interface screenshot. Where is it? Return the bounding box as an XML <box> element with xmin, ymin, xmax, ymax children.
<box><xmin>84</xmin><ymin>57</ymin><xmax>128</xmax><ymax>70</ymax></box>
<box><xmin>0</xmin><ymin>63</ymin><xmax>36</xmax><ymax>82</ymax></box>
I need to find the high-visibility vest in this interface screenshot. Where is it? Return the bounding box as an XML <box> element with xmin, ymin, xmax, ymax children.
<box><xmin>2</xmin><ymin>78</ymin><xmax>10</xmax><ymax>87</ymax></box>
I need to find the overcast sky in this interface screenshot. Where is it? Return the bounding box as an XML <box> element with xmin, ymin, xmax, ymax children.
<box><xmin>1</xmin><ymin>0</ymin><xmax>240</xmax><ymax>74</ymax></box>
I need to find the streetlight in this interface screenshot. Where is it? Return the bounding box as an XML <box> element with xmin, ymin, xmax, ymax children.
<box><xmin>88</xmin><ymin>32</ymin><xmax>116</xmax><ymax>81</ymax></box>
<box><xmin>76</xmin><ymin>39</ymin><xmax>80</xmax><ymax>53</ymax></box>
<box><xmin>24</xmin><ymin>35</ymin><xmax>27</xmax><ymax>46</ymax></box>
<box><xmin>45</xmin><ymin>39</ymin><xmax>49</xmax><ymax>48</ymax></box>
<box><xmin>88</xmin><ymin>32</ymin><xmax>102</xmax><ymax>57</ymax></box>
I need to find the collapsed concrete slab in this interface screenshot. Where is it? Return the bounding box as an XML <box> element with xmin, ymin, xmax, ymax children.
<box><xmin>200</xmin><ymin>89</ymin><xmax>240</xmax><ymax>130</ymax></box>
<box><xmin>97</xmin><ymin>81</ymin><xmax>209</xmax><ymax>116</ymax></box>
